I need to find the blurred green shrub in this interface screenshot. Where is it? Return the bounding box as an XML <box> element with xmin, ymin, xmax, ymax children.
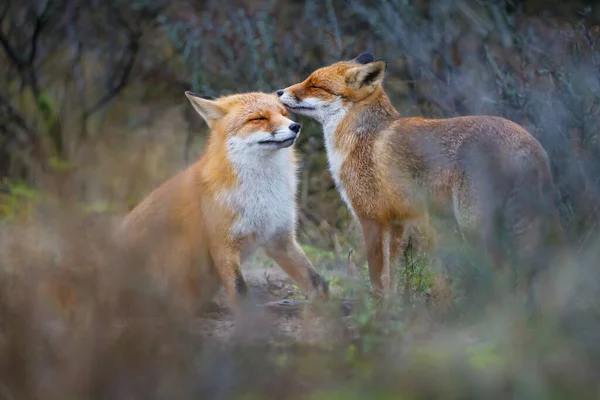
<box><xmin>0</xmin><ymin>180</ymin><xmax>40</xmax><ymax>222</ymax></box>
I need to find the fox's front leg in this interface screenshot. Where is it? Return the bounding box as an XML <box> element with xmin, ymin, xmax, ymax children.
<box><xmin>210</xmin><ymin>242</ymin><xmax>248</xmax><ymax>312</ymax></box>
<box><xmin>360</xmin><ymin>219</ymin><xmax>395</xmax><ymax>298</ymax></box>
<box><xmin>265</xmin><ymin>232</ymin><xmax>329</xmax><ymax>300</ymax></box>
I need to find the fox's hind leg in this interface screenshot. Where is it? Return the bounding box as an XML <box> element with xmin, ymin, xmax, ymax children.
<box><xmin>505</xmin><ymin>195</ymin><xmax>563</xmax><ymax>315</ymax></box>
<box><xmin>265</xmin><ymin>232</ymin><xmax>329</xmax><ymax>300</ymax></box>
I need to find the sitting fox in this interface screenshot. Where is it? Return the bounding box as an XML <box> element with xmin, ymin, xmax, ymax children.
<box><xmin>277</xmin><ymin>53</ymin><xmax>565</xmax><ymax>298</ymax></box>
<box><xmin>117</xmin><ymin>91</ymin><xmax>328</xmax><ymax>314</ymax></box>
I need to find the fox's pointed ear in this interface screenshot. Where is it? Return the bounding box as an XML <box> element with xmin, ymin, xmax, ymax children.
<box><xmin>345</xmin><ymin>60</ymin><xmax>387</xmax><ymax>90</ymax></box>
<box><xmin>185</xmin><ymin>91</ymin><xmax>225</xmax><ymax>128</ymax></box>
<box><xmin>351</xmin><ymin>52</ymin><xmax>374</xmax><ymax>65</ymax></box>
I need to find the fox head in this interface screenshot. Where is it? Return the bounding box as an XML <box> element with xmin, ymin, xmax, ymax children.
<box><xmin>276</xmin><ymin>53</ymin><xmax>387</xmax><ymax>123</ymax></box>
<box><xmin>185</xmin><ymin>91</ymin><xmax>301</xmax><ymax>151</ymax></box>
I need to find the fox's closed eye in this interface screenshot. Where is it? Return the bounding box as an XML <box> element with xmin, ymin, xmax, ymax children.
<box><xmin>310</xmin><ymin>85</ymin><xmax>323</xmax><ymax>90</ymax></box>
<box><xmin>249</xmin><ymin>116</ymin><xmax>268</xmax><ymax>122</ymax></box>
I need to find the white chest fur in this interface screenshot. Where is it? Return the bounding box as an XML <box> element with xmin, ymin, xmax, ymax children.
<box><xmin>321</xmin><ymin>102</ymin><xmax>355</xmax><ymax>216</ymax></box>
<box><xmin>221</xmin><ymin>144</ymin><xmax>297</xmax><ymax>247</ymax></box>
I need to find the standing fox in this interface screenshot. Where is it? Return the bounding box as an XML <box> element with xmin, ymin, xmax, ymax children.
<box><xmin>117</xmin><ymin>91</ymin><xmax>328</xmax><ymax>314</ymax></box>
<box><xmin>277</xmin><ymin>53</ymin><xmax>565</xmax><ymax>298</ymax></box>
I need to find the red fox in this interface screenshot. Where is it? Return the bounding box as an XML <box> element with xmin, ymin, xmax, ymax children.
<box><xmin>116</xmin><ymin>91</ymin><xmax>328</xmax><ymax>314</ymax></box>
<box><xmin>277</xmin><ymin>53</ymin><xmax>565</xmax><ymax>299</ymax></box>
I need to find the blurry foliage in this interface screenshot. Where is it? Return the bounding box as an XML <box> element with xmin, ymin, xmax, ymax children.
<box><xmin>0</xmin><ymin>0</ymin><xmax>167</xmax><ymax>179</ymax></box>
<box><xmin>396</xmin><ymin>237</ymin><xmax>435</xmax><ymax>305</ymax></box>
<box><xmin>0</xmin><ymin>179</ymin><xmax>40</xmax><ymax>222</ymax></box>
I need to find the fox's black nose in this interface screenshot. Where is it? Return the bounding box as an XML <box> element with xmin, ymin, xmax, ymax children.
<box><xmin>289</xmin><ymin>123</ymin><xmax>301</xmax><ymax>133</ymax></box>
<box><xmin>276</xmin><ymin>90</ymin><xmax>284</xmax><ymax>97</ymax></box>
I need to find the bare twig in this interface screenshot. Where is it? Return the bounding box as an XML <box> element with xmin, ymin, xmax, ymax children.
<box><xmin>346</xmin><ymin>248</ymin><xmax>360</xmax><ymax>277</ymax></box>
<box><xmin>0</xmin><ymin>10</ymin><xmax>41</xmax><ymax>97</ymax></box>
<box><xmin>484</xmin><ymin>43</ymin><xmax>507</xmax><ymax>87</ymax></box>
<box><xmin>263</xmin><ymin>298</ymin><xmax>356</xmax><ymax>316</ymax></box>
<box><xmin>402</xmin><ymin>235</ymin><xmax>414</xmax><ymax>304</ymax></box>
<box><xmin>28</xmin><ymin>0</ymin><xmax>52</xmax><ymax>65</ymax></box>
<box><xmin>83</xmin><ymin>34</ymin><xmax>140</xmax><ymax>120</ymax></box>
<box><xmin>0</xmin><ymin>27</ymin><xmax>25</xmax><ymax>70</ymax></box>
<box><xmin>0</xmin><ymin>94</ymin><xmax>36</xmax><ymax>143</ymax></box>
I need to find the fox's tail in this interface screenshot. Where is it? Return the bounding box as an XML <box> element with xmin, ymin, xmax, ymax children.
<box><xmin>499</xmin><ymin>153</ymin><xmax>572</xmax><ymax>314</ymax></box>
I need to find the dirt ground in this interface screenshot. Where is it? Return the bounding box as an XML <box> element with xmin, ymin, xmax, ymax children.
<box><xmin>194</xmin><ymin>258</ymin><xmax>350</xmax><ymax>345</ymax></box>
